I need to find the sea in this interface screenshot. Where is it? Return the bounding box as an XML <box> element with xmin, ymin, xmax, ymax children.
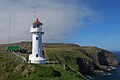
<box><xmin>88</xmin><ymin>51</ymin><xmax>120</xmax><ymax>80</ymax></box>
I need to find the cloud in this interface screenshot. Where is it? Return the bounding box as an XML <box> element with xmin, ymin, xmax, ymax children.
<box><xmin>0</xmin><ymin>0</ymin><xmax>97</xmax><ymax>43</ymax></box>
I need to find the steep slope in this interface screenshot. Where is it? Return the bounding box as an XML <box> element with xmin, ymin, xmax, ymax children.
<box><xmin>79</xmin><ymin>47</ymin><xmax>118</xmax><ymax>70</ymax></box>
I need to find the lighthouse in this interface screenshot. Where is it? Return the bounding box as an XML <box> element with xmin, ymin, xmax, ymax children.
<box><xmin>28</xmin><ymin>18</ymin><xmax>46</xmax><ymax>64</ymax></box>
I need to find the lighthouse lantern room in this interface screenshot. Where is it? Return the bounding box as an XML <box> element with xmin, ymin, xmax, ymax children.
<box><xmin>28</xmin><ymin>18</ymin><xmax>46</xmax><ymax>64</ymax></box>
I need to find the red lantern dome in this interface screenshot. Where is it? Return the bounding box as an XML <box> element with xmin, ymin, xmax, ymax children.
<box><xmin>33</xmin><ymin>18</ymin><xmax>43</xmax><ymax>25</ymax></box>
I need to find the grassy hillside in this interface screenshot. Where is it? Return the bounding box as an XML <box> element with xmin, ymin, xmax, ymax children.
<box><xmin>0</xmin><ymin>42</ymin><xmax>86</xmax><ymax>80</ymax></box>
<box><xmin>0</xmin><ymin>52</ymin><xmax>86</xmax><ymax>80</ymax></box>
<box><xmin>0</xmin><ymin>51</ymin><xmax>23</xmax><ymax>80</ymax></box>
<box><xmin>7</xmin><ymin>63</ymin><xmax>84</xmax><ymax>80</ymax></box>
<box><xmin>0</xmin><ymin>42</ymin><xmax>118</xmax><ymax>80</ymax></box>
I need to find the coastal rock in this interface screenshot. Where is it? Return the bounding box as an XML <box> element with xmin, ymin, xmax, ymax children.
<box><xmin>44</xmin><ymin>44</ymin><xmax>118</xmax><ymax>75</ymax></box>
<box><xmin>78</xmin><ymin>47</ymin><xmax>118</xmax><ymax>73</ymax></box>
<box><xmin>98</xmin><ymin>49</ymin><xmax>118</xmax><ymax>66</ymax></box>
<box><xmin>76</xmin><ymin>57</ymin><xmax>95</xmax><ymax>75</ymax></box>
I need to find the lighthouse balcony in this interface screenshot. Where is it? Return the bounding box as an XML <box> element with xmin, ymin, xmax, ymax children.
<box><xmin>30</xmin><ymin>27</ymin><xmax>44</xmax><ymax>33</ymax></box>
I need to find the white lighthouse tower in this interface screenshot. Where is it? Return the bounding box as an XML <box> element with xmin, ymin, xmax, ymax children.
<box><xmin>28</xmin><ymin>18</ymin><xmax>46</xmax><ymax>64</ymax></box>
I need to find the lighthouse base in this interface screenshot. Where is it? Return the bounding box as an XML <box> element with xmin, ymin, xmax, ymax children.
<box><xmin>28</xmin><ymin>54</ymin><xmax>46</xmax><ymax>64</ymax></box>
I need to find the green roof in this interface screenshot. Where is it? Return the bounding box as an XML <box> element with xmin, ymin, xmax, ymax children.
<box><xmin>6</xmin><ymin>46</ymin><xmax>21</xmax><ymax>50</ymax></box>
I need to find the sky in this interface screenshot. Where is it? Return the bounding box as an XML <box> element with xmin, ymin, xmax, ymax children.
<box><xmin>0</xmin><ymin>0</ymin><xmax>120</xmax><ymax>51</ymax></box>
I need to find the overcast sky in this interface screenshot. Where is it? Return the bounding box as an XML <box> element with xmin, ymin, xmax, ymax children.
<box><xmin>0</xmin><ymin>0</ymin><xmax>120</xmax><ymax>51</ymax></box>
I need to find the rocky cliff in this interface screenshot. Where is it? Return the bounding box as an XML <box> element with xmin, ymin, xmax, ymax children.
<box><xmin>44</xmin><ymin>43</ymin><xmax>118</xmax><ymax>75</ymax></box>
<box><xmin>77</xmin><ymin>47</ymin><xmax>118</xmax><ymax>74</ymax></box>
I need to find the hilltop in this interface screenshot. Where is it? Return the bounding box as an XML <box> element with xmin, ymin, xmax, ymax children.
<box><xmin>0</xmin><ymin>42</ymin><xmax>118</xmax><ymax>80</ymax></box>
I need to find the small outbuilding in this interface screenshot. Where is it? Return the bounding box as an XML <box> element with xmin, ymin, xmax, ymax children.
<box><xmin>6</xmin><ymin>46</ymin><xmax>21</xmax><ymax>53</ymax></box>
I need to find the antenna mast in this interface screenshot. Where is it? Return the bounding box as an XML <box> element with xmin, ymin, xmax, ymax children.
<box><xmin>32</xmin><ymin>7</ymin><xmax>37</xmax><ymax>21</ymax></box>
<box><xmin>8</xmin><ymin>18</ymin><xmax>11</xmax><ymax>44</ymax></box>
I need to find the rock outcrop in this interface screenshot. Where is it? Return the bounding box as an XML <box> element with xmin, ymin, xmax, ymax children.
<box><xmin>98</xmin><ymin>49</ymin><xmax>118</xmax><ymax>66</ymax></box>
<box><xmin>76</xmin><ymin>57</ymin><xmax>95</xmax><ymax>75</ymax></box>
<box><xmin>76</xmin><ymin>47</ymin><xmax>118</xmax><ymax>75</ymax></box>
<box><xmin>50</xmin><ymin>45</ymin><xmax>119</xmax><ymax>75</ymax></box>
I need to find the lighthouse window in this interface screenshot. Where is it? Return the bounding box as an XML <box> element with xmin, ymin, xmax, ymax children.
<box><xmin>36</xmin><ymin>54</ymin><xmax>38</xmax><ymax>57</ymax></box>
<box><xmin>33</xmin><ymin>25</ymin><xmax>36</xmax><ymax>28</ymax></box>
<box><xmin>36</xmin><ymin>37</ymin><xmax>38</xmax><ymax>40</ymax></box>
<box><xmin>36</xmin><ymin>24</ymin><xmax>39</xmax><ymax>27</ymax></box>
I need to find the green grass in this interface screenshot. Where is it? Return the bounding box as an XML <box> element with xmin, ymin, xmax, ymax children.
<box><xmin>0</xmin><ymin>50</ymin><xmax>86</xmax><ymax>80</ymax></box>
<box><xmin>45</xmin><ymin>48</ymin><xmax>92</xmax><ymax>71</ymax></box>
<box><xmin>7</xmin><ymin>63</ymin><xmax>85</xmax><ymax>80</ymax></box>
<box><xmin>0</xmin><ymin>42</ymin><xmax>94</xmax><ymax>80</ymax></box>
<box><xmin>0</xmin><ymin>51</ymin><xmax>23</xmax><ymax>80</ymax></box>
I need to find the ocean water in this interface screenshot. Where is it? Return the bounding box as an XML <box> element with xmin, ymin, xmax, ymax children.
<box><xmin>93</xmin><ymin>51</ymin><xmax>120</xmax><ymax>80</ymax></box>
